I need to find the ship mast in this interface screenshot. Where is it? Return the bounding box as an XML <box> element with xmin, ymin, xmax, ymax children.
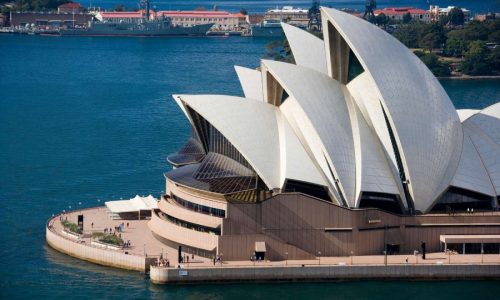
<box><xmin>145</xmin><ymin>0</ymin><xmax>150</xmax><ymax>21</ymax></box>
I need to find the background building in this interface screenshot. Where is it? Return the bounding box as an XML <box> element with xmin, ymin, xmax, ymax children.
<box><xmin>430</xmin><ymin>5</ymin><xmax>471</xmax><ymax>22</ymax></box>
<box><xmin>10</xmin><ymin>11</ymin><xmax>92</xmax><ymax>28</ymax></box>
<box><xmin>57</xmin><ymin>2</ymin><xmax>84</xmax><ymax>14</ymax></box>
<box><xmin>264</xmin><ymin>6</ymin><xmax>309</xmax><ymax>27</ymax></box>
<box><xmin>374</xmin><ymin>7</ymin><xmax>431</xmax><ymax>23</ymax></box>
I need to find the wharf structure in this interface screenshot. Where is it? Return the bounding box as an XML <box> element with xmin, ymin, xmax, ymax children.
<box><xmin>149</xmin><ymin>7</ymin><xmax>500</xmax><ymax>262</ymax></box>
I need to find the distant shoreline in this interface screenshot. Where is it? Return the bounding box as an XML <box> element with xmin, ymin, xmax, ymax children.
<box><xmin>438</xmin><ymin>75</ymin><xmax>500</xmax><ymax>80</ymax></box>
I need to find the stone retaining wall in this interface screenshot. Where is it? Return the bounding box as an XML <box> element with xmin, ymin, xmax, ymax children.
<box><xmin>150</xmin><ymin>264</ymin><xmax>500</xmax><ymax>284</ymax></box>
<box><xmin>46</xmin><ymin>223</ymin><xmax>154</xmax><ymax>272</ymax></box>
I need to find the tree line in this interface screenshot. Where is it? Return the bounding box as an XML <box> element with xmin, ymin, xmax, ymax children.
<box><xmin>391</xmin><ymin>18</ymin><xmax>499</xmax><ymax>76</ymax></box>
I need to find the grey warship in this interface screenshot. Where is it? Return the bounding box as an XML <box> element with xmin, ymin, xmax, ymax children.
<box><xmin>60</xmin><ymin>0</ymin><xmax>213</xmax><ymax>37</ymax></box>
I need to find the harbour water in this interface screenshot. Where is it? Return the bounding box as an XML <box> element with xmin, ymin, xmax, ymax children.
<box><xmin>0</xmin><ymin>35</ymin><xmax>499</xmax><ymax>299</ymax></box>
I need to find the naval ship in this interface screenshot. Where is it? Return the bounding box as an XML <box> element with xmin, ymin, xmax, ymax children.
<box><xmin>60</xmin><ymin>0</ymin><xmax>213</xmax><ymax>37</ymax></box>
<box><xmin>249</xmin><ymin>20</ymin><xmax>284</xmax><ymax>37</ymax></box>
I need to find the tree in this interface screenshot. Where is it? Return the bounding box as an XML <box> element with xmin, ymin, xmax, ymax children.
<box><xmin>414</xmin><ymin>51</ymin><xmax>451</xmax><ymax>77</ymax></box>
<box><xmin>461</xmin><ymin>41</ymin><xmax>492</xmax><ymax>75</ymax></box>
<box><xmin>402</xmin><ymin>12</ymin><xmax>412</xmax><ymax>24</ymax></box>
<box><xmin>444</xmin><ymin>37</ymin><xmax>468</xmax><ymax>57</ymax></box>
<box><xmin>239</xmin><ymin>8</ymin><xmax>248</xmax><ymax>15</ymax></box>
<box><xmin>420</xmin><ymin>32</ymin><xmax>443</xmax><ymax>52</ymax></box>
<box><xmin>375</xmin><ymin>13</ymin><xmax>388</xmax><ymax>29</ymax></box>
<box><xmin>393</xmin><ymin>24</ymin><xmax>419</xmax><ymax>48</ymax></box>
<box><xmin>488</xmin><ymin>47</ymin><xmax>500</xmax><ymax>74</ymax></box>
<box><xmin>114</xmin><ymin>3</ymin><xmax>125</xmax><ymax>12</ymax></box>
<box><xmin>448</xmin><ymin>7</ymin><xmax>465</xmax><ymax>26</ymax></box>
<box><xmin>265</xmin><ymin>38</ymin><xmax>295</xmax><ymax>64</ymax></box>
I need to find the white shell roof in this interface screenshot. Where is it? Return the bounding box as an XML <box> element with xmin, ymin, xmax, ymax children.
<box><xmin>354</xmin><ymin>103</ymin><xmax>402</xmax><ymax>203</ymax></box>
<box><xmin>171</xmin><ymin>8</ymin><xmax>499</xmax><ymax>213</ymax></box>
<box><xmin>281</xmin><ymin>22</ymin><xmax>327</xmax><ymax>74</ymax></box>
<box><xmin>234</xmin><ymin>66</ymin><xmax>263</xmax><ymax>101</ymax></box>
<box><xmin>176</xmin><ymin>94</ymin><xmax>326</xmax><ymax>190</ymax></box>
<box><xmin>262</xmin><ymin>59</ymin><xmax>357</xmax><ymax>206</ymax></box>
<box><xmin>457</xmin><ymin>109</ymin><xmax>480</xmax><ymax>122</ymax></box>
<box><xmin>347</xmin><ymin>72</ymin><xmax>399</xmax><ymax>173</ymax></box>
<box><xmin>322</xmin><ymin>8</ymin><xmax>464</xmax><ymax>212</ymax></box>
<box><xmin>461</xmin><ymin>103</ymin><xmax>500</xmax><ymax>195</ymax></box>
<box><xmin>451</xmin><ymin>132</ymin><xmax>496</xmax><ymax>197</ymax></box>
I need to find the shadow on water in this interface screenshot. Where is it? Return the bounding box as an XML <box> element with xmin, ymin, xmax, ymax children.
<box><xmin>43</xmin><ymin>244</ymin><xmax>145</xmax><ymax>280</ymax></box>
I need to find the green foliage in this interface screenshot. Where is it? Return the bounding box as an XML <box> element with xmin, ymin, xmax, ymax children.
<box><xmin>393</xmin><ymin>22</ymin><xmax>446</xmax><ymax>49</ymax></box>
<box><xmin>414</xmin><ymin>51</ymin><xmax>451</xmax><ymax>77</ymax></box>
<box><xmin>402</xmin><ymin>12</ymin><xmax>412</xmax><ymax>24</ymax></box>
<box><xmin>264</xmin><ymin>38</ymin><xmax>295</xmax><ymax>63</ymax></box>
<box><xmin>448</xmin><ymin>20</ymin><xmax>497</xmax><ymax>42</ymax></box>
<box><xmin>419</xmin><ymin>32</ymin><xmax>443</xmax><ymax>52</ymax></box>
<box><xmin>461</xmin><ymin>41</ymin><xmax>492</xmax><ymax>75</ymax></box>
<box><xmin>375</xmin><ymin>13</ymin><xmax>388</xmax><ymax>28</ymax></box>
<box><xmin>444</xmin><ymin>37</ymin><xmax>469</xmax><ymax>57</ymax></box>
<box><xmin>92</xmin><ymin>232</ymin><xmax>123</xmax><ymax>246</ymax></box>
<box><xmin>488</xmin><ymin>47</ymin><xmax>500</xmax><ymax>72</ymax></box>
<box><xmin>239</xmin><ymin>8</ymin><xmax>247</xmax><ymax>15</ymax></box>
<box><xmin>61</xmin><ymin>220</ymin><xmax>82</xmax><ymax>234</ymax></box>
<box><xmin>448</xmin><ymin>7</ymin><xmax>465</xmax><ymax>26</ymax></box>
<box><xmin>11</xmin><ymin>0</ymin><xmax>71</xmax><ymax>11</ymax></box>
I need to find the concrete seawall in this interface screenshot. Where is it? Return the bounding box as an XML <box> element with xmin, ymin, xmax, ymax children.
<box><xmin>150</xmin><ymin>264</ymin><xmax>500</xmax><ymax>284</ymax></box>
<box><xmin>46</xmin><ymin>223</ymin><xmax>153</xmax><ymax>272</ymax></box>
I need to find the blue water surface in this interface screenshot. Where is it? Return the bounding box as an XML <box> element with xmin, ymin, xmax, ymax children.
<box><xmin>0</xmin><ymin>34</ymin><xmax>499</xmax><ymax>299</ymax></box>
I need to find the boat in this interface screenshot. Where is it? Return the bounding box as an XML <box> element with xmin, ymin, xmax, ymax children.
<box><xmin>249</xmin><ymin>20</ymin><xmax>284</xmax><ymax>37</ymax></box>
<box><xmin>60</xmin><ymin>20</ymin><xmax>213</xmax><ymax>37</ymax></box>
<box><xmin>59</xmin><ymin>0</ymin><xmax>213</xmax><ymax>37</ymax></box>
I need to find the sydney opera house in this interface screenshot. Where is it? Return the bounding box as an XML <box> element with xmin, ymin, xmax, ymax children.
<box><xmin>148</xmin><ymin>8</ymin><xmax>500</xmax><ymax>260</ymax></box>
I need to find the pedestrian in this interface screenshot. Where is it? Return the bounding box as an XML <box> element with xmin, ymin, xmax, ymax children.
<box><xmin>91</xmin><ymin>222</ymin><xmax>94</xmax><ymax>228</ymax></box>
<box><xmin>405</xmin><ymin>257</ymin><xmax>408</xmax><ymax>263</ymax></box>
<box><xmin>186</xmin><ymin>256</ymin><xmax>189</xmax><ymax>263</ymax></box>
<box><xmin>119</xmin><ymin>233</ymin><xmax>121</xmax><ymax>238</ymax></box>
<box><xmin>471</xmin><ymin>208</ymin><xmax>474</xmax><ymax>214</ymax></box>
<box><xmin>127</xmin><ymin>222</ymin><xmax>129</xmax><ymax>228</ymax></box>
<box><xmin>192</xmin><ymin>254</ymin><xmax>194</xmax><ymax>260</ymax></box>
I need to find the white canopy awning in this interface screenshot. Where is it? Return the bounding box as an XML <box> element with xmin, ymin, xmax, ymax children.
<box><xmin>255</xmin><ymin>241</ymin><xmax>266</xmax><ymax>252</ymax></box>
<box><xmin>105</xmin><ymin>195</ymin><xmax>158</xmax><ymax>214</ymax></box>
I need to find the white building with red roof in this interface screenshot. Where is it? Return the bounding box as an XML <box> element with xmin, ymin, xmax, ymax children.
<box><xmin>374</xmin><ymin>7</ymin><xmax>431</xmax><ymax>23</ymax></box>
<box><xmin>58</xmin><ymin>2</ymin><xmax>84</xmax><ymax>14</ymax></box>
<box><xmin>156</xmin><ymin>10</ymin><xmax>247</xmax><ymax>32</ymax></box>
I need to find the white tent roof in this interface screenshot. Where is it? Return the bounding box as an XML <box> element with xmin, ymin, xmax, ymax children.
<box><xmin>105</xmin><ymin>195</ymin><xmax>158</xmax><ymax>214</ymax></box>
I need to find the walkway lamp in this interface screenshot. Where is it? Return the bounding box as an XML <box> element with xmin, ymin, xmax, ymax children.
<box><xmin>285</xmin><ymin>251</ymin><xmax>288</xmax><ymax>266</ymax></box>
<box><xmin>350</xmin><ymin>251</ymin><xmax>354</xmax><ymax>265</ymax></box>
<box><xmin>318</xmin><ymin>251</ymin><xmax>321</xmax><ymax>265</ymax></box>
<box><xmin>481</xmin><ymin>249</ymin><xmax>484</xmax><ymax>264</ymax></box>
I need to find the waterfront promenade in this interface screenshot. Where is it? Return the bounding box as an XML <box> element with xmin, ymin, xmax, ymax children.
<box><xmin>47</xmin><ymin>206</ymin><xmax>500</xmax><ymax>283</ymax></box>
